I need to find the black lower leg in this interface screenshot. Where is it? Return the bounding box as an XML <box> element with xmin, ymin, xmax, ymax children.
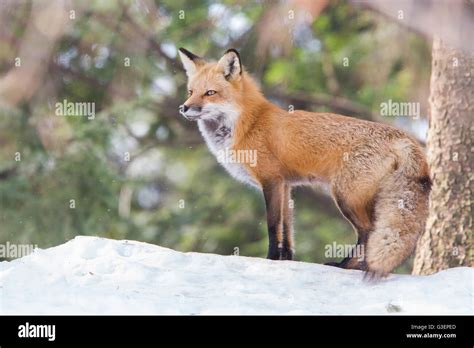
<box><xmin>263</xmin><ymin>181</ymin><xmax>284</xmax><ymax>260</ymax></box>
<box><xmin>325</xmin><ymin>236</ymin><xmax>367</xmax><ymax>270</ymax></box>
<box><xmin>280</xmin><ymin>184</ymin><xmax>294</xmax><ymax>260</ymax></box>
<box><xmin>281</xmin><ymin>222</ymin><xmax>294</xmax><ymax>260</ymax></box>
<box><xmin>267</xmin><ymin>225</ymin><xmax>280</xmax><ymax>260</ymax></box>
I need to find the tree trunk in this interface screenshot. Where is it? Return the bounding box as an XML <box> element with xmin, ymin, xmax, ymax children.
<box><xmin>413</xmin><ymin>37</ymin><xmax>473</xmax><ymax>275</ymax></box>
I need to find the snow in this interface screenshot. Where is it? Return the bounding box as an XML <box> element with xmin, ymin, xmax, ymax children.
<box><xmin>0</xmin><ymin>236</ymin><xmax>472</xmax><ymax>315</ymax></box>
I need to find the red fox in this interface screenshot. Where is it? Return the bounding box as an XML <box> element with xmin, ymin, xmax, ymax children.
<box><xmin>178</xmin><ymin>48</ymin><xmax>431</xmax><ymax>277</ymax></box>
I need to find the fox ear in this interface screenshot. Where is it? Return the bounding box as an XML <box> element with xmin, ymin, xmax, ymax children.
<box><xmin>217</xmin><ymin>49</ymin><xmax>242</xmax><ymax>81</ymax></box>
<box><xmin>178</xmin><ymin>48</ymin><xmax>204</xmax><ymax>78</ymax></box>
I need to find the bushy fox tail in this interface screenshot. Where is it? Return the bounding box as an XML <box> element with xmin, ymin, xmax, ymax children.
<box><xmin>365</xmin><ymin>139</ymin><xmax>431</xmax><ymax>277</ymax></box>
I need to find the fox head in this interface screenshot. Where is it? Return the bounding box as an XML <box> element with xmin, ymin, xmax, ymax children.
<box><xmin>178</xmin><ymin>48</ymin><xmax>243</xmax><ymax>122</ymax></box>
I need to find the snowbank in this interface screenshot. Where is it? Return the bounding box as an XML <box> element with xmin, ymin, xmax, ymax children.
<box><xmin>0</xmin><ymin>236</ymin><xmax>472</xmax><ymax>314</ymax></box>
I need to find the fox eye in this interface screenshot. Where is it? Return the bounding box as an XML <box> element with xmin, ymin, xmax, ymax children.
<box><xmin>187</xmin><ymin>90</ymin><xmax>193</xmax><ymax>97</ymax></box>
<box><xmin>204</xmin><ymin>90</ymin><xmax>217</xmax><ymax>96</ymax></box>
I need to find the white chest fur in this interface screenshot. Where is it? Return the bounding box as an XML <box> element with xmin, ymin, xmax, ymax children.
<box><xmin>197</xmin><ymin>111</ymin><xmax>257</xmax><ymax>187</ymax></box>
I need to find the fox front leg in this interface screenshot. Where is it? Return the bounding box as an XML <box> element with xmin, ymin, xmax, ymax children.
<box><xmin>281</xmin><ymin>183</ymin><xmax>295</xmax><ymax>260</ymax></box>
<box><xmin>262</xmin><ymin>180</ymin><xmax>285</xmax><ymax>260</ymax></box>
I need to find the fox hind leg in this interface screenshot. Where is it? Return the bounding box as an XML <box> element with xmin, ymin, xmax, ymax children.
<box><xmin>329</xmin><ymin>237</ymin><xmax>368</xmax><ymax>270</ymax></box>
<box><xmin>326</xmin><ymin>191</ymin><xmax>375</xmax><ymax>270</ymax></box>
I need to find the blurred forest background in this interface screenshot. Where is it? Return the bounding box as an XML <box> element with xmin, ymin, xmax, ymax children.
<box><xmin>0</xmin><ymin>0</ymin><xmax>462</xmax><ymax>272</ymax></box>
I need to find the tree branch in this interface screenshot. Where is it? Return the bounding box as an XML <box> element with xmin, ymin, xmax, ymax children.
<box><xmin>267</xmin><ymin>89</ymin><xmax>376</xmax><ymax>120</ymax></box>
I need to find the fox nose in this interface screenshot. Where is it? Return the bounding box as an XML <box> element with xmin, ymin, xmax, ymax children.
<box><xmin>180</xmin><ymin>104</ymin><xmax>189</xmax><ymax>113</ymax></box>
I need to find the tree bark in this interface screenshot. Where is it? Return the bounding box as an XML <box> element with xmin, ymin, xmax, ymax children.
<box><xmin>413</xmin><ymin>37</ymin><xmax>473</xmax><ymax>275</ymax></box>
